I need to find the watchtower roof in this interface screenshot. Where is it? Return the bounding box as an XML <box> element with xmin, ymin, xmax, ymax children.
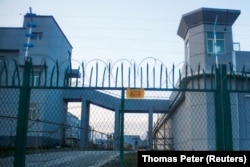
<box><xmin>177</xmin><ymin>8</ymin><xmax>241</xmax><ymax>39</ymax></box>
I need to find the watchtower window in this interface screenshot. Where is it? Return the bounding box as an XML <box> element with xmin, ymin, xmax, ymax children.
<box><xmin>207</xmin><ymin>32</ymin><xmax>225</xmax><ymax>54</ymax></box>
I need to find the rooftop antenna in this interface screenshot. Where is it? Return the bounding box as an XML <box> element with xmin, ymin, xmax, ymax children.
<box><xmin>213</xmin><ymin>15</ymin><xmax>218</xmax><ymax>69</ymax></box>
<box><xmin>24</xmin><ymin>7</ymin><xmax>36</xmax><ymax>61</ymax></box>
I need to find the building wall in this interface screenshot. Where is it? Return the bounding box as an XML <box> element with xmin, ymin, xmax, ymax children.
<box><xmin>234</xmin><ymin>51</ymin><xmax>250</xmax><ymax>72</ymax></box>
<box><xmin>0</xmin><ymin>14</ymin><xmax>73</xmax><ymax>147</ymax></box>
<box><xmin>0</xmin><ymin>15</ymin><xmax>73</xmax><ymax>87</ymax></box>
<box><xmin>0</xmin><ymin>89</ymin><xmax>66</xmax><ymax>148</ymax></box>
<box><xmin>0</xmin><ymin>28</ymin><xmax>25</xmax><ymax>51</ymax></box>
<box><xmin>23</xmin><ymin>16</ymin><xmax>72</xmax><ymax>86</ymax></box>
<box><xmin>230</xmin><ymin>92</ymin><xmax>250</xmax><ymax>150</ymax></box>
<box><xmin>170</xmin><ymin>91</ymin><xmax>215</xmax><ymax>150</ymax></box>
<box><xmin>22</xmin><ymin>16</ymin><xmax>72</xmax><ymax>65</ymax></box>
<box><xmin>184</xmin><ymin>25</ymin><xmax>206</xmax><ymax>70</ymax></box>
<box><xmin>0</xmin><ymin>28</ymin><xmax>24</xmax><ymax>85</ymax></box>
<box><xmin>161</xmin><ymin>75</ymin><xmax>250</xmax><ymax>151</ymax></box>
<box><xmin>28</xmin><ymin>89</ymin><xmax>66</xmax><ymax>146</ymax></box>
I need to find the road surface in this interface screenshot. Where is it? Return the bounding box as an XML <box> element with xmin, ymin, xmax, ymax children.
<box><xmin>0</xmin><ymin>150</ymin><xmax>119</xmax><ymax>167</ymax></box>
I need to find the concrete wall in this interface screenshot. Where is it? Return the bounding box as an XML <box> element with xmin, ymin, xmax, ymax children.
<box><xmin>234</xmin><ymin>51</ymin><xmax>250</xmax><ymax>72</ymax></box>
<box><xmin>170</xmin><ymin>91</ymin><xmax>216</xmax><ymax>150</ymax></box>
<box><xmin>159</xmin><ymin>74</ymin><xmax>250</xmax><ymax>151</ymax></box>
<box><xmin>230</xmin><ymin>92</ymin><xmax>250</xmax><ymax>150</ymax></box>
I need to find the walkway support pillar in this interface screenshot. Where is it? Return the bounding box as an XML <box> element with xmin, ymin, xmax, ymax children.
<box><xmin>119</xmin><ymin>89</ymin><xmax>125</xmax><ymax>167</ymax></box>
<box><xmin>80</xmin><ymin>99</ymin><xmax>90</xmax><ymax>149</ymax></box>
<box><xmin>148</xmin><ymin>107</ymin><xmax>153</xmax><ymax>150</ymax></box>
<box><xmin>113</xmin><ymin>107</ymin><xmax>120</xmax><ymax>150</ymax></box>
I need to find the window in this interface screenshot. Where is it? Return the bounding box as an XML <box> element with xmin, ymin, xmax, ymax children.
<box><xmin>31</xmin><ymin>32</ymin><xmax>43</xmax><ymax>40</ymax></box>
<box><xmin>30</xmin><ymin>72</ymin><xmax>40</xmax><ymax>86</ymax></box>
<box><xmin>29</xmin><ymin>103</ymin><xmax>38</xmax><ymax>120</ymax></box>
<box><xmin>207</xmin><ymin>32</ymin><xmax>225</xmax><ymax>54</ymax></box>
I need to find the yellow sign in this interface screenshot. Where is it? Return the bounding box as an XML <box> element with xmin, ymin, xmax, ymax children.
<box><xmin>126</xmin><ymin>88</ymin><xmax>144</xmax><ymax>98</ymax></box>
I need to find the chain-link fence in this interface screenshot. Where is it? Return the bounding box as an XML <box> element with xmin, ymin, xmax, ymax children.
<box><xmin>152</xmin><ymin>64</ymin><xmax>250</xmax><ymax>152</ymax></box>
<box><xmin>0</xmin><ymin>87</ymin><xmax>167</xmax><ymax>167</ymax></box>
<box><xmin>0</xmin><ymin>88</ymin><xmax>119</xmax><ymax>167</ymax></box>
<box><xmin>230</xmin><ymin>92</ymin><xmax>250</xmax><ymax>150</ymax></box>
<box><xmin>1</xmin><ymin>60</ymin><xmax>250</xmax><ymax>166</ymax></box>
<box><xmin>153</xmin><ymin>91</ymin><xmax>215</xmax><ymax>151</ymax></box>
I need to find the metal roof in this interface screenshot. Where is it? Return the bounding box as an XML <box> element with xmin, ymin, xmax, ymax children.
<box><xmin>177</xmin><ymin>8</ymin><xmax>241</xmax><ymax>39</ymax></box>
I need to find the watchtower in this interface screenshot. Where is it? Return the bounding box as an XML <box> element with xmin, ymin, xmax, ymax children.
<box><xmin>177</xmin><ymin>8</ymin><xmax>240</xmax><ymax>71</ymax></box>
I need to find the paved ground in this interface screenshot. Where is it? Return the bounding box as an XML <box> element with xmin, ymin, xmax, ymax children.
<box><xmin>0</xmin><ymin>151</ymin><xmax>119</xmax><ymax>167</ymax></box>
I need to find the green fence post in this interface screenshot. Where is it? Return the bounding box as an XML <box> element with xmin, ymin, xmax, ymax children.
<box><xmin>120</xmin><ymin>88</ymin><xmax>125</xmax><ymax>167</ymax></box>
<box><xmin>14</xmin><ymin>59</ymin><xmax>31</xmax><ymax>167</ymax></box>
<box><xmin>214</xmin><ymin>65</ymin><xmax>224</xmax><ymax>150</ymax></box>
<box><xmin>221</xmin><ymin>65</ymin><xmax>233</xmax><ymax>150</ymax></box>
<box><xmin>214</xmin><ymin>64</ymin><xmax>233</xmax><ymax>150</ymax></box>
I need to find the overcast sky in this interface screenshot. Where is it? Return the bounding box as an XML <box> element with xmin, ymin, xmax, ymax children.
<box><xmin>1</xmin><ymin>0</ymin><xmax>250</xmax><ymax>70</ymax></box>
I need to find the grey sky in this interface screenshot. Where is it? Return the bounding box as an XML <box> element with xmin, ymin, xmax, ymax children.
<box><xmin>1</xmin><ymin>0</ymin><xmax>250</xmax><ymax>69</ymax></box>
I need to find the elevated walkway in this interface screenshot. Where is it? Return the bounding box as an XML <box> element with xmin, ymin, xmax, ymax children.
<box><xmin>63</xmin><ymin>89</ymin><xmax>170</xmax><ymax>149</ymax></box>
<box><xmin>63</xmin><ymin>89</ymin><xmax>170</xmax><ymax>113</ymax></box>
